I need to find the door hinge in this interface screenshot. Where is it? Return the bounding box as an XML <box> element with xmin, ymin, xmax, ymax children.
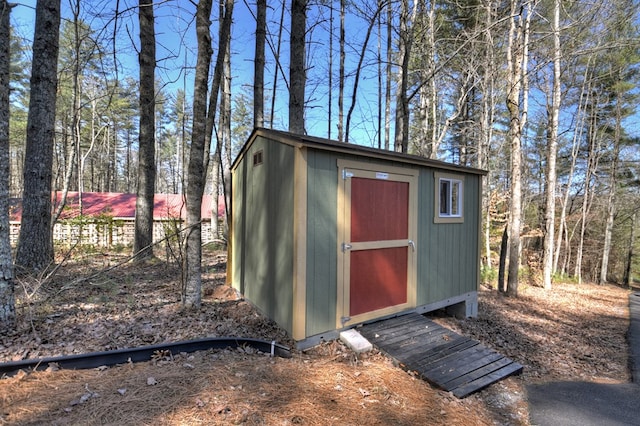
<box><xmin>341</xmin><ymin>316</ymin><xmax>351</xmax><ymax>327</ymax></box>
<box><xmin>342</xmin><ymin>169</ymin><xmax>354</xmax><ymax>180</ymax></box>
<box><xmin>342</xmin><ymin>242</ymin><xmax>352</xmax><ymax>252</ymax></box>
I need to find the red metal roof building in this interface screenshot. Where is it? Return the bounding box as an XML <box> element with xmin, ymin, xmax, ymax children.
<box><xmin>9</xmin><ymin>192</ymin><xmax>226</xmax><ymax>247</ymax></box>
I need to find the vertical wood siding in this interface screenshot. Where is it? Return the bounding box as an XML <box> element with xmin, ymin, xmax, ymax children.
<box><xmin>232</xmin><ymin>137</ymin><xmax>295</xmax><ymax>334</ymax></box>
<box><xmin>417</xmin><ymin>171</ymin><xmax>479</xmax><ymax>304</ymax></box>
<box><xmin>304</xmin><ymin>150</ymin><xmax>338</xmax><ymax>336</ymax></box>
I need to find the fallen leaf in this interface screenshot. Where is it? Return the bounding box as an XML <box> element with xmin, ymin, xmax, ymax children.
<box><xmin>147</xmin><ymin>377</ymin><xmax>158</xmax><ymax>386</ymax></box>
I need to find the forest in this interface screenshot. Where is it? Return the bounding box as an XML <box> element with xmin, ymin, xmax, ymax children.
<box><xmin>1</xmin><ymin>0</ymin><xmax>639</xmax><ymax>328</ymax></box>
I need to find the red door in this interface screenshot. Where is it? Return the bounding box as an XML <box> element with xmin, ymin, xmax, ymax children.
<box><xmin>349</xmin><ymin>177</ymin><xmax>409</xmax><ymax>315</ymax></box>
<box><xmin>338</xmin><ymin>162</ymin><xmax>417</xmax><ymax>326</ymax></box>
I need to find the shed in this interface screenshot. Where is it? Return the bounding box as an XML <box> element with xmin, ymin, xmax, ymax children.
<box><xmin>231</xmin><ymin>128</ymin><xmax>486</xmax><ymax>348</ymax></box>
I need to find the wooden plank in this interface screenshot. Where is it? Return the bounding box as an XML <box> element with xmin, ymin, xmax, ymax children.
<box><xmin>410</xmin><ymin>337</ymin><xmax>479</xmax><ymax>367</ymax></box>
<box><xmin>359</xmin><ymin>313</ymin><xmax>523</xmax><ymax>399</ymax></box>
<box><xmin>378</xmin><ymin>330</ymin><xmax>460</xmax><ymax>358</ymax></box>
<box><xmin>391</xmin><ymin>330</ymin><xmax>453</xmax><ymax>360</ymax></box>
<box><xmin>427</xmin><ymin>352</ymin><xmax>504</xmax><ymax>388</ymax></box>
<box><xmin>364</xmin><ymin>322</ymin><xmax>449</xmax><ymax>349</ymax></box>
<box><xmin>452</xmin><ymin>362</ymin><xmax>524</xmax><ymax>398</ymax></box>
<box><xmin>424</xmin><ymin>345</ymin><xmax>502</xmax><ymax>378</ymax></box>
<box><xmin>360</xmin><ymin>313</ymin><xmax>427</xmax><ymax>334</ymax></box>
<box><xmin>443</xmin><ymin>357</ymin><xmax>514</xmax><ymax>390</ymax></box>
<box><xmin>407</xmin><ymin>338</ymin><xmax>478</xmax><ymax>369</ymax></box>
<box><xmin>359</xmin><ymin>320</ymin><xmax>434</xmax><ymax>348</ymax></box>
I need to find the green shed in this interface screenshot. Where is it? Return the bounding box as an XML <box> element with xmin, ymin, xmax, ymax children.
<box><xmin>230</xmin><ymin>128</ymin><xmax>485</xmax><ymax>348</ymax></box>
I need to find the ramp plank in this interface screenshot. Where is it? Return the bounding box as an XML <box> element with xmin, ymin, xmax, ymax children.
<box><xmin>359</xmin><ymin>313</ymin><xmax>523</xmax><ymax>398</ymax></box>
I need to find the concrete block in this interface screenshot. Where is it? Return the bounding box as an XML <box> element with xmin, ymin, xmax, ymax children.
<box><xmin>339</xmin><ymin>329</ymin><xmax>373</xmax><ymax>353</ymax></box>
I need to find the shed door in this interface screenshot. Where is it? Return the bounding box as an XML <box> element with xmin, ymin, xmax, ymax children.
<box><xmin>337</xmin><ymin>160</ymin><xmax>418</xmax><ymax>327</ymax></box>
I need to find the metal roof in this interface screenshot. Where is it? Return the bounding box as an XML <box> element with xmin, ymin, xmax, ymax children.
<box><xmin>10</xmin><ymin>192</ymin><xmax>223</xmax><ymax>222</ymax></box>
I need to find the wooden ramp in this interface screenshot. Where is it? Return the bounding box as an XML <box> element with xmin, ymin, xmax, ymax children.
<box><xmin>358</xmin><ymin>313</ymin><xmax>523</xmax><ymax>398</ymax></box>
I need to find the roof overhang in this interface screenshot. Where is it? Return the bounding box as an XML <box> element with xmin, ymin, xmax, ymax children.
<box><xmin>232</xmin><ymin>128</ymin><xmax>487</xmax><ymax>176</ymax></box>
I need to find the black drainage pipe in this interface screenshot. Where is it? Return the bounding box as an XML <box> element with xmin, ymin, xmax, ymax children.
<box><xmin>0</xmin><ymin>337</ymin><xmax>291</xmax><ymax>377</ymax></box>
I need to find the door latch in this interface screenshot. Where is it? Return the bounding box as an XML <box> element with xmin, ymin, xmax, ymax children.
<box><xmin>408</xmin><ymin>240</ymin><xmax>416</xmax><ymax>252</ymax></box>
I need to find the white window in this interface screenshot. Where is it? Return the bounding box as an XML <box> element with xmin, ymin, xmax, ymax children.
<box><xmin>434</xmin><ymin>172</ymin><xmax>464</xmax><ymax>223</ymax></box>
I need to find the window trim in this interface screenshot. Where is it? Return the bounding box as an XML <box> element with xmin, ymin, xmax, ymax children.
<box><xmin>434</xmin><ymin>172</ymin><xmax>464</xmax><ymax>224</ymax></box>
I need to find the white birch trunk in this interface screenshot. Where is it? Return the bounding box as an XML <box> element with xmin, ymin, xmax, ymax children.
<box><xmin>542</xmin><ymin>0</ymin><xmax>561</xmax><ymax>290</ymax></box>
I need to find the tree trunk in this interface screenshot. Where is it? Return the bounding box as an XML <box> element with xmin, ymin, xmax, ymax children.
<box><xmin>554</xmin><ymin>65</ymin><xmax>590</xmax><ymax>275</ymax></box>
<box><xmin>338</xmin><ymin>0</ymin><xmax>344</xmax><ymax>142</ymax></box>
<box><xmin>599</xmin><ymin>95</ymin><xmax>622</xmax><ymax>285</ymax></box>
<box><xmin>376</xmin><ymin>1</ymin><xmax>381</xmax><ymax>148</ymax></box>
<box><xmin>480</xmin><ymin>0</ymin><xmax>496</xmax><ymax>268</ymax></box>
<box><xmin>134</xmin><ymin>0</ymin><xmax>156</xmax><ymax>260</ymax></box>
<box><xmin>574</xmin><ymin>92</ymin><xmax>600</xmax><ymax>284</ymax></box>
<box><xmin>498</xmin><ymin>225</ymin><xmax>508</xmax><ymax>293</ymax></box>
<box><xmin>254</xmin><ymin>0</ymin><xmax>266</xmax><ymax>128</ymax></box>
<box><xmin>623</xmin><ymin>212</ymin><xmax>636</xmax><ymax>287</ymax></box>
<box><xmin>184</xmin><ymin>0</ymin><xmax>233</xmax><ymax>308</ymax></box>
<box><xmin>184</xmin><ymin>0</ymin><xmax>213</xmax><ymax>308</ymax></box>
<box><xmin>542</xmin><ymin>0</ymin><xmax>561</xmax><ymax>290</ymax></box>
<box><xmin>219</xmin><ymin>20</ymin><xmax>232</xmax><ymax>238</ymax></box>
<box><xmin>384</xmin><ymin>0</ymin><xmax>391</xmax><ymax>150</ymax></box>
<box><xmin>289</xmin><ymin>0</ymin><xmax>307</xmax><ymax>134</ymax></box>
<box><xmin>269</xmin><ymin>0</ymin><xmax>286</xmax><ymax>128</ymax></box>
<box><xmin>15</xmin><ymin>0</ymin><xmax>61</xmax><ymax>272</ymax></box>
<box><xmin>0</xmin><ymin>0</ymin><xmax>15</xmax><ymax>328</ymax></box>
<box><xmin>505</xmin><ymin>0</ymin><xmax>531</xmax><ymax>297</ymax></box>
<box><xmin>393</xmin><ymin>0</ymin><xmax>410</xmax><ymax>153</ymax></box>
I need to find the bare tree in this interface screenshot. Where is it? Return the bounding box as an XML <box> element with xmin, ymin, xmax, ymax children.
<box><xmin>542</xmin><ymin>0</ymin><xmax>561</xmax><ymax>290</ymax></box>
<box><xmin>289</xmin><ymin>0</ymin><xmax>307</xmax><ymax>134</ymax></box>
<box><xmin>337</xmin><ymin>0</ymin><xmax>344</xmax><ymax>141</ymax></box>
<box><xmin>183</xmin><ymin>0</ymin><xmax>234</xmax><ymax>308</ymax></box>
<box><xmin>345</xmin><ymin>3</ymin><xmax>385</xmax><ymax>143</ymax></box>
<box><xmin>504</xmin><ymin>0</ymin><xmax>532</xmax><ymax>297</ymax></box>
<box><xmin>0</xmin><ymin>0</ymin><xmax>15</xmax><ymax>328</ymax></box>
<box><xmin>269</xmin><ymin>0</ymin><xmax>286</xmax><ymax>128</ymax></box>
<box><xmin>383</xmin><ymin>0</ymin><xmax>391</xmax><ymax>150</ymax></box>
<box><xmin>328</xmin><ymin>0</ymin><xmax>334</xmax><ymax>139</ymax></box>
<box><xmin>393</xmin><ymin>0</ymin><xmax>417</xmax><ymax>153</ymax></box>
<box><xmin>254</xmin><ymin>0</ymin><xmax>266</xmax><ymax>128</ymax></box>
<box><xmin>574</xmin><ymin>89</ymin><xmax>601</xmax><ymax>284</ymax></box>
<box><xmin>184</xmin><ymin>0</ymin><xmax>213</xmax><ymax>308</ymax></box>
<box><xmin>393</xmin><ymin>0</ymin><xmax>410</xmax><ymax>153</ymax></box>
<box><xmin>133</xmin><ymin>0</ymin><xmax>157</xmax><ymax>260</ymax></box>
<box><xmin>15</xmin><ymin>0</ymin><xmax>61</xmax><ymax>272</ymax></box>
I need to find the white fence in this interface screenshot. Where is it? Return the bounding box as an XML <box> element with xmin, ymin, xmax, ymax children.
<box><xmin>9</xmin><ymin>219</ymin><xmax>218</xmax><ymax>248</ymax></box>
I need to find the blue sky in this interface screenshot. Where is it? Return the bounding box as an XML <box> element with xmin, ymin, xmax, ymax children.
<box><xmin>9</xmin><ymin>0</ymin><xmax>391</xmax><ymax>148</ymax></box>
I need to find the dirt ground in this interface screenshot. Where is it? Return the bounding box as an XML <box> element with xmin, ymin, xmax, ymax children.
<box><xmin>0</xmin><ymin>251</ymin><xmax>632</xmax><ymax>425</ymax></box>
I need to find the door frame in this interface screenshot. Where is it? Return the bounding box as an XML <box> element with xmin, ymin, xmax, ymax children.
<box><xmin>336</xmin><ymin>159</ymin><xmax>419</xmax><ymax>328</ymax></box>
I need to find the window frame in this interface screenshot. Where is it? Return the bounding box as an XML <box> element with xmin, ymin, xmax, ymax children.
<box><xmin>434</xmin><ymin>172</ymin><xmax>464</xmax><ymax>224</ymax></box>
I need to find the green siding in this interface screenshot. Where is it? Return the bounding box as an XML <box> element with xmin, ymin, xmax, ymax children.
<box><xmin>232</xmin><ymin>136</ymin><xmax>295</xmax><ymax>334</ymax></box>
<box><xmin>234</xmin><ymin>129</ymin><xmax>481</xmax><ymax>341</ymax></box>
<box><xmin>304</xmin><ymin>150</ymin><xmax>339</xmax><ymax>336</ymax></box>
<box><xmin>417</xmin><ymin>171</ymin><xmax>479</xmax><ymax>305</ymax></box>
